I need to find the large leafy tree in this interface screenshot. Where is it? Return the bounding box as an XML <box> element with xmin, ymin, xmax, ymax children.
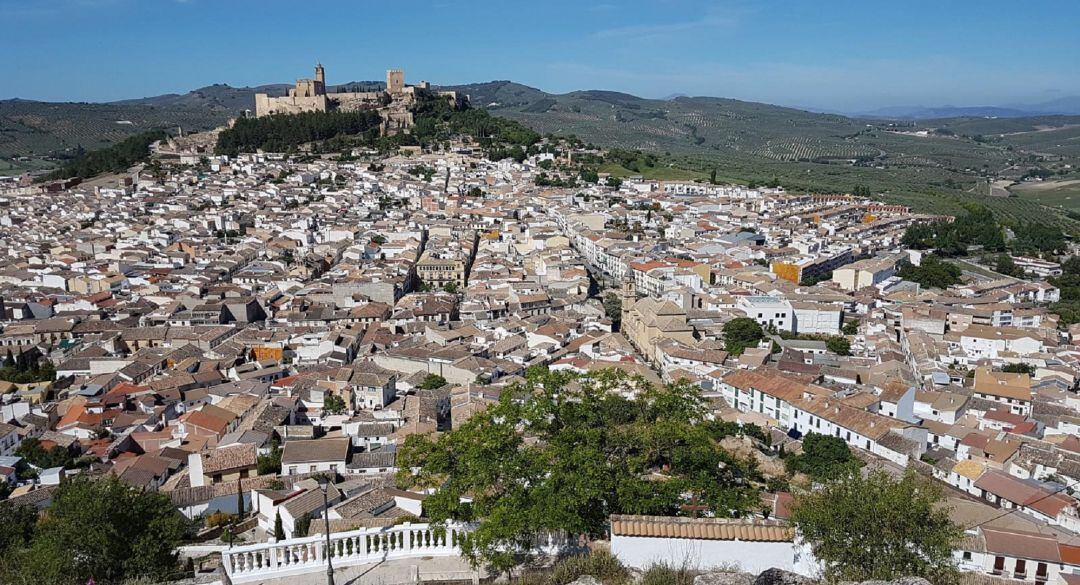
<box><xmin>602</xmin><ymin>293</ymin><xmax>622</xmax><ymax>328</ymax></box>
<box><xmin>722</xmin><ymin>317</ymin><xmax>764</xmax><ymax>355</ymax></box>
<box><xmin>397</xmin><ymin>368</ymin><xmax>761</xmax><ymax>574</ymax></box>
<box><xmin>784</xmin><ymin>433</ymin><xmax>860</xmax><ymax>481</ymax></box>
<box><xmin>14</xmin><ymin>476</ymin><xmax>191</xmax><ymax>585</ymax></box>
<box><xmin>898</xmin><ymin>255</ymin><xmax>962</xmax><ymax>289</ymax></box>
<box><xmin>792</xmin><ymin>470</ymin><xmax>961</xmax><ymax>584</ymax></box>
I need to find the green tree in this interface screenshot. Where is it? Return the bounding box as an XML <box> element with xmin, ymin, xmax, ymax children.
<box><xmin>792</xmin><ymin>470</ymin><xmax>962</xmax><ymax>584</ymax></box>
<box><xmin>1061</xmin><ymin>255</ymin><xmax>1080</xmax><ymax>275</ymax></box>
<box><xmin>294</xmin><ymin>512</ymin><xmax>312</xmax><ymax>538</ymax></box>
<box><xmin>898</xmin><ymin>255</ymin><xmax>962</xmax><ymax>289</ymax></box>
<box><xmin>722</xmin><ymin>317</ymin><xmax>764</xmax><ymax>356</ymax></box>
<box><xmin>0</xmin><ymin>502</ymin><xmax>36</xmax><ymax>556</ymax></box>
<box><xmin>19</xmin><ymin>475</ymin><xmax>191</xmax><ymax>584</ymax></box>
<box><xmin>323</xmin><ymin>394</ymin><xmax>347</xmax><ymax>415</ymax></box>
<box><xmin>842</xmin><ymin>320</ymin><xmax>859</xmax><ymax>335</ymax></box>
<box><xmin>42</xmin><ymin>131</ymin><xmax>167</xmax><ymax>182</ymax></box>
<box><xmin>418</xmin><ymin>373</ymin><xmax>447</xmax><ymax>390</ymax></box>
<box><xmin>273</xmin><ymin>511</ymin><xmax>286</xmax><ymax>541</ymax></box>
<box><xmin>15</xmin><ymin>438</ymin><xmax>74</xmax><ymax>470</ymax></box>
<box><xmin>826</xmin><ymin>336</ymin><xmax>851</xmax><ymax>356</ymax></box>
<box><xmin>602</xmin><ymin>293</ymin><xmax>622</xmax><ymax>329</ymax></box>
<box><xmin>1002</xmin><ymin>363</ymin><xmax>1034</xmax><ymax>374</ymax></box>
<box><xmin>397</xmin><ymin>369</ymin><xmax>760</xmax><ymax>574</ymax></box>
<box><xmin>785</xmin><ymin>433</ymin><xmax>860</xmax><ymax>481</ymax></box>
<box><xmin>257</xmin><ymin>441</ymin><xmax>282</xmax><ymax>475</ymax></box>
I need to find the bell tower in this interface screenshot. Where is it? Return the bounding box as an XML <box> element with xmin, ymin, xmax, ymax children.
<box><xmin>314</xmin><ymin>63</ymin><xmax>326</xmax><ymax>94</ymax></box>
<box><xmin>619</xmin><ymin>275</ymin><xmax>636</xmax><ymax>325</ymax></box>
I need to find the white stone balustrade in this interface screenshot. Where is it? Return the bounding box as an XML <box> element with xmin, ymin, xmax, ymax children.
<box><xmin>221</xmin><ymin>522</ymin><xmax>470</xmax><ymax>583</ymax></box>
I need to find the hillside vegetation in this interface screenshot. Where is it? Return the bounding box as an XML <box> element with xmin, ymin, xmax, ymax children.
<box><xmin>461</xmin><ymin>81</ymin><xmax>1080</xmax><ymax>229</ymax></box>
<box><xmin>39</xmin><ymin>130</ymin><xmax>166</xmax><ymax>182</ymax></box>
<box><xmin>0</xmin><ymin>99</ymin><xmax>229</xmax><ymax>174</ymax></box>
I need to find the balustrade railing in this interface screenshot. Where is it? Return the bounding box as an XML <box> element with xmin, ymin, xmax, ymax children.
<box><xmin>222</xmin><ymin>522</ymin><xmax>469</xmax><ymax>583</ymax></box>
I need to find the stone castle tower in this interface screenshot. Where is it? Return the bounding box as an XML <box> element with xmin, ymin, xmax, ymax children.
<box><xmin>386</xmin><ymin>69</ymin><xmax>405</xmax><ymax>94</ymax></box>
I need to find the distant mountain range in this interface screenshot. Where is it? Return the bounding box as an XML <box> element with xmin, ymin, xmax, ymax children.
<box><xmin>852</xmin><ymin>96</ymin><xmax>1080</xmax><ymax>119</ymax></box>
<box><xmin>4</xmin><ymin>78</ymin><xmax>1080</xmax><ymax>231</ymax></box>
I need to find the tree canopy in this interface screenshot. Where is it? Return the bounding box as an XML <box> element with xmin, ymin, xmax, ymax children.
<box><xmin>2</xmin><ymin>476</ymin><xmax>192</xmax><ymax>585</ymax></box>
<box><xmin>602</xmin><ymin>292</ymin><xmax>622</xmax><ymax>329</ymax></box>
<box><xmin>826</xmin><ymin>336</ymin><xmax>851</xmax><ymax>356</ymax></box>
<box><xmin>323</xmin><ymin>393</ymin><xmax>347</xmax><ymax>415</ymax></box>
<box><xmin>42</xmin><ymin>131</ymin><xmax>167</xmax><ymax>182</ymax></box>
<box><xmin>418</xmin><ymin>373</ymin><xmax>448</xmax><ymax>390</ymax></box>
<box><xmin>0</xmin><ymin>351</ymin><xmax>56</xmax><ymax>384</ymax></box>
<box><xmin>722</xmin><ymin>317</ymin><xmax>764</xmax><ymax>356</ymax></box>
<box><xmin>396</xmin><ymin>368</ymin><xmax>762</xmax><ymax>574</ymax></box>
<box><xmin>1049</xmin><ymin>257</ymin><xmax>1080</xmax><ymax>325</ymax></box>
<box><xmin>897</xmin><ymin>255</ymin><xmax>962</xmax><ymax>289</ymax></box>
<box><xmin>792</xmin><ymin>470</ymin><xmax>961</xmax><ymax>584</ymax></box>
<box><xmin>215</xmin><ymin>110</ymin><xmax>382</xmax><ymax>156</ymax></box>
<box><xmin>900</xmin><ymin>204</ymin><xmax>1004</xmax><ymax>256</ymax></box>
<box><xmin>784</xmin><ymin>433</ymin><xmax>860</xmax><ymax>482</ymax></box>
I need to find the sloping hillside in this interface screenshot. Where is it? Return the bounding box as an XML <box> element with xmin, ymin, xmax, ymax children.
<box><xmin>5</xmin><ymin>79</ymin><xmax>1080</xmax><ymax>231</ymax></box>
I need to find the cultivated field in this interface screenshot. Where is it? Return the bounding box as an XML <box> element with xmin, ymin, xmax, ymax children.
<box><xmin>1010</xmin><ymin>179</ymin><xmax>1080</xmax><ymax>210</ymax></box>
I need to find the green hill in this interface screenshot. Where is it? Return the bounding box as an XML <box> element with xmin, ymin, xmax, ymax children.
<box><xmin>0</xmin><ymin>99</ymin><xmax>231</xmax><ymax>174</ymax></box>
<box><xmin>5</xmin><ymin>80</ymin><xmax>1080</xmax><ymax>231</ymax></box>
<box><xmin>447</xmin><ymin>82</ymin><xmax>1080</xmax><ymax>229</ymax></box>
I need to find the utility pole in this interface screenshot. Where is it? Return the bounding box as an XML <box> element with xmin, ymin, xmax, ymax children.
<box><xmin>318</xmin><ymin>475</ymin><xmax>335</xmax><ymax>585</ymax></box>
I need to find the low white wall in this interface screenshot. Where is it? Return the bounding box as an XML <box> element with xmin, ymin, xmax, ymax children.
<box><xmin>611</xmin><ymin>535</ymin><xmax>797</xmax><ymax>575</ymax></box>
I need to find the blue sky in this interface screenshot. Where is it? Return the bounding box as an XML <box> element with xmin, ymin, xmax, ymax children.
<box><xmin>2</xmin><ymin>0</ymin><xmax>1079</xmax><ymax>111</ymax></box>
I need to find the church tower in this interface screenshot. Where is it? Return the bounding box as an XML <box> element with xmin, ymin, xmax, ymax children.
<box><xmin>314</xmin><ymin>63</ymin><xmax>326</xmax><ymax>94</ymax></box>
<box><xmin>618</xmin><ymin>275</ymin><xmax>636</xmax><ymax>326</ymax></box>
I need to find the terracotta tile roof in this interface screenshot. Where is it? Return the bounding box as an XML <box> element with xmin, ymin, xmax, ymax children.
<box><xmin>609</xmin><ymin>514</ymin><xmax>793</xmax><ymax>542</ymax></box>
<box><xmin>200</xmin><ymin>443</ymin><xmax>258</xmax><ymax>474</ymax></box>
<box><xmin>721</xmin><ymin>369</ymin><xmax>808</xmax><ymax>402</ymax></box>
<box><xmin>281</xmin><ymin>438</ymin><xmax>350</xmax><ymax>465</ymax></box>
<box><xmin>973</xmin><ymin>367</ymin><xmax>1032</xmax><ymax>402</ymax></box>
<box><xmin>981</xmin><ymin>528</ymin><xmax>1061</xmax><ymax>563</ymax></box>
<box><xmin>1061</xmin><ymin>543</ymin><xmax>1080</xmax><ymax>566</ymax></box>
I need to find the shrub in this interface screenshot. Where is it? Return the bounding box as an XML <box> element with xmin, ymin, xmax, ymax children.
<box><xmin>639</xmin><ymin>562</ymin><xmax>697</xmax><ymax>585</ymax></box>
<box><xmin>547</xmin><ymin>550</ymin><xmax>630</xmax><ymax>585</ymax></box>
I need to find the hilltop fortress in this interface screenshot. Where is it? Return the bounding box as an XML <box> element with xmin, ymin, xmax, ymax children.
<box><xmin>254</xmin><ymin>64</ymin><xmax>462</xmax><ymax>133</ymax></box>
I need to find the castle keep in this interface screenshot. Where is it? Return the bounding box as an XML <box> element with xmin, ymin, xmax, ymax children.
<box><xmin>253</xmin><ymin>64</ymin><xmax>462</xmax><ymax>134</ymax></box>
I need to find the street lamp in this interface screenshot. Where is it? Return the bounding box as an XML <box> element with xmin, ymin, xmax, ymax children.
<box><xmin>318</xmin><ymin>473</ymin><xmax>335</xmax><ymax>585</ymax></box>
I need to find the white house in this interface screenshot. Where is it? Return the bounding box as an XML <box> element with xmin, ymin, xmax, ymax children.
<box><xmin>280</xmin><ymin>438</ymin><xmax>350</xmax><ymax>476</ymax></box>
<box><xmin>737</xmin><ymin>296</ymin><xmax>794</xmax><ymax>332</ymax></box>
<box><xmin>955</xmin><ymin>526</ymin><xmax>1079</xmax><ymax>584</ymax></box>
